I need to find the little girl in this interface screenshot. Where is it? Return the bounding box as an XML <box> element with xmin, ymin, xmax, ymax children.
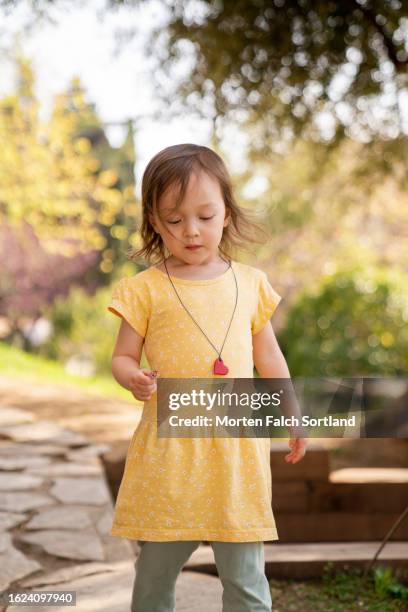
<box><xmin>107</xmin><ymin>143</ymin><xmax>307</xmax><ymax>611</ymax></box>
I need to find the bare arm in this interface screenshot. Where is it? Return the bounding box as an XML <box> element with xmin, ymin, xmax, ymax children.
<box><xmin>252</xmin><ymin>321</ymin><xmax>290</xmax><ymax>379</ymax></box>
<box><xmin>111</xmin><ymin>319</ymin><xmax>156</xmax><ymax>401</ymax></box>
<box><xmin>252</xmin><ymin>321</ymin><xmax>308</xmax><ymax>463</ymax></box>
<box><xmin>111</xmin><ymin>318</ymin><xmax>143</xmax><ymax>387</ymax></box>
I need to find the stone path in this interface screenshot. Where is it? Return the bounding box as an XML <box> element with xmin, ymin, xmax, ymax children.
<box><xmin>0</xmin><ymin>405</ymin><xmax>133</xmax><ymax>610</ymax></box>
<box><xmin>0</xmin><ymin>405</ymin><xmax>224</xmax><ymax>611</ymax></box>
<box><xmin>0</xmin><ymin>377</ymin><xmax>141</xmax><ymax>445</ymax></box>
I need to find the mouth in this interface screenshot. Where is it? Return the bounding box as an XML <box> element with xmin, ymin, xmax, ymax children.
<box><xmin>185</xmin><ymin>245</ymin><xmax>202</xmax><ymax>250</ymax></box>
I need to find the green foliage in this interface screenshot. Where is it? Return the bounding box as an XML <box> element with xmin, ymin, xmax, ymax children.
<box><xmin>39</xmin><ymin>284</ymin><xmax>121</xmax><ymax>375</ymax></box>
<box><xmin>374</xmin><ymin>566</ymin><xmax>408</xmax><ymax>601</ymax></box>
<box><xmin>375</xmin><ymin>566</ymin><xmax>398</xmax><ymax>599</ymax></box>
<box><xmin>319</xmin><ymin>564</ymin><xmax>408</xmax><ymax>610</ymax></box>
<box><xmin>322</xmin><ymin>565</ymin><xmax>368</xmax><ymax>605</ymax></box>
<box><xmin>278</xmin><ymin>265</ymin><xmax>408</xmax><ymax>376</ymax></box>
<box><xmin>39</xmin><ymin>276</ymin><xmax>150</xmax><ymax>376</ymax></box>
<box><xmin>268</xmin><ymin>564</ymin><xmax>407</xmax><ymax>610</ymax></box>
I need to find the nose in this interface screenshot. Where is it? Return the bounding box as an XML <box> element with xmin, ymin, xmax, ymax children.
<box><xmin>183</xmin><ymin>219</ymin><xmax>200</xmax><ymax>238</ymax></box>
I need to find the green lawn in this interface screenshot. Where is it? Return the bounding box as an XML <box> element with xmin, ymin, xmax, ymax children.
<box><xmin>0</xmin><ymin>342</ymin><xmax>130</xmax><ymax>400</ymax></box>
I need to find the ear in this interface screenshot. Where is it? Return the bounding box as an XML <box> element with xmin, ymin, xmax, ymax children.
<box><xmin>223</xmin><ymin>210</ymin><xmax>231</xmax><ymax>228</ymax></box>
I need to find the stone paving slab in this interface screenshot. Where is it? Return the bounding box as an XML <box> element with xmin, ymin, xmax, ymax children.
<box><xmin>0</xmin><ymin>511</ymin><xmax>28</xmax><ymax>531</ymax></box>
<box><xmin>64</xmin><ymin>444</ymin><xmax>111</xmax><ymax>461</ymax></box>
<box><xmin>0</xmin><ymin>491</ymin><xmax>55</xmax><ymax>513</ymax></box>
<box><xmin>17</xmin><ymin>528</ymin><xmax>106</xmax><ymax>562</ymax></box>
<box><xmin>50</xmin><ymin>477</ymin><xmax>111</xmax><ymax>505</ymax></box>
<box><xmin>0</xmin><ymin>442</ymin><xmax>71</xmax><ymax>457</ymax></box>
<box><xmin>4</xmin><ymin>561</ymin><xmax>223</xmax><ymax>612</ymax></box>
<box><xmin>0</xmin><ymin>473</ymin><xmax>44</xmax><ymax>491</ymax></box>
<box><xmin>0</xmin><ymin>407</ymin><xmax>35</xmax><ymax>426</ymax></box>
<box><xmin>26</xmin><ymin>462</ymin><xmax>101</xmax><ymax>477</ymax></box>
<box><xmin>0</xmin><ymin>456</ymin><xmax>51</xmax><ymax>470</ymax></box>
<box><xmin>176</xmin><ymin>571</ymin><xmax>223</xmax><ymax>611</ymax></box>
<box><xmin>19</xmin><ymin>562</ymin><xmax>120</xmax><ymax>588</ymax></box>
<box><xmin>0</xmin><ymin>407</ymin><xmax>133</xmax><ymax>599</ymax></box>
<box><xmin>0</xmin><ymin>533</ymin><xmax>43</xmax><ymax>591</ymax></box>
<box><xmin>25</xmin><ymin>506</ymin><xmax>93</xmax><ymax>531</ymax></box>
<box><xmin>0</xmin><ymin>421</ymin><xmax>88</xmax><ymax>446</ymax></box>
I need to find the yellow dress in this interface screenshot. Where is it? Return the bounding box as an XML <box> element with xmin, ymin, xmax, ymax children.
<box><xmin>107</xmin><ymin>260</ymin><xmax>282</xmax><ymax>542</ymax></box>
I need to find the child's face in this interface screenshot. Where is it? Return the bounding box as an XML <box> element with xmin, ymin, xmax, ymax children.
<box><xmin>149</xmin><ymin>169</ymin><xmax>230</xmax><ymax>265</ymax></box>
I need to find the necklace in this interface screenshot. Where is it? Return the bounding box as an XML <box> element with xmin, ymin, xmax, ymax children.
<box><xmin>163</xmin><ymin>256</ymin><xmax>238</xmax><ymax>376</ymax></box>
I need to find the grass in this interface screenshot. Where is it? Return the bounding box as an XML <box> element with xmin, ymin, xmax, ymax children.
<box><xmin>0</xmin><ymin>342</ymin><xmax>130</xmax><ymax>401</ymax></box>
<box><xmin>270</xmin><ymin>565</ymin><xmax>408</xmax><ymax>611</ymax></box>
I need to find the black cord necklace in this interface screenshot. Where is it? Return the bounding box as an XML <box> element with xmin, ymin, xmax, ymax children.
<box><xmin>163</xmin><ymin>256</ymin><xmax>238</xmax><ymax>375</ymax></box>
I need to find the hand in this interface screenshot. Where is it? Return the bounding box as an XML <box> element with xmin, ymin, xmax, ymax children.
<box><xmin>284</xmin><ymin>437</ymin><xmax>308</xmax><ymax>464</ymax></box>
<box><xmin>128</xmin><ymin>369</ymin><xmax>158</xmax><ymax>402</ymax></box>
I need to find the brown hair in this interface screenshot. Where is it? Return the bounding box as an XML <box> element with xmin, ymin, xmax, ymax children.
<box><xmin>128</xmin><ymin>143</ymin><xmax>269</xmax><ymax>264</ymax></box>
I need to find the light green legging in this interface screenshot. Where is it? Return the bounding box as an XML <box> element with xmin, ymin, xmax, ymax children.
<box><xmin>131</xmin><ymin>540</ymin><xmax>272</xmax><ymax>612</ymax></box>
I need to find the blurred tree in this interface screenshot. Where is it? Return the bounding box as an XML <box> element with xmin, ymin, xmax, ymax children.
<box><xmin>77</xmin><ymin>0</ymin><xmax>407</xmax><ymax>181</ymax></box>
<box><xmin>145</xmin><ymin>0</ymin><xmax>408</xmax><ymax>182</ymax></box>
<box><xmin>235</xmin><ymin>136</ymin><xmax>408</xmax><ymax>306</ymax></box>
<box><xmin>0</xmin><ymin>55</ymin><xmax>138</xmax><ymax>259</ymax></box>
<box><xmin>3</xmin><ymin>1</ymin><xmax>406</xmax><ymax>183</ymax></box>
<box><xmin>0</xmin><ymin>54</ymin><xmax>141</xmax><ymax>348</ymax></box>
<box><xmin>278</xmin><ymin>264</ymin><xmax>408</xmax><ymax>376</ymax></box>
<box><xmin>0</xmin><ymin>221</ymin><xmax>99</xmax><ymax>349</ymax></box>
<box><xmin>58</xmin><ymin>77</ymin><xmax>139</xmax><ymax>280</ymax></box>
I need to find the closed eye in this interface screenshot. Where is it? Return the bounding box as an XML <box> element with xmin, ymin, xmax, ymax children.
<box><xmin>167</xmin><ymin>216</ymin><xmax>215</xmax><ymax>224</ymax></box>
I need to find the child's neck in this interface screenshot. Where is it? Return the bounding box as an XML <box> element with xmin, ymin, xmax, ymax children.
<box><xmin>157</xmin><ymin>255</ymin><xmax>231</xmax><ymax>281</ymax></box>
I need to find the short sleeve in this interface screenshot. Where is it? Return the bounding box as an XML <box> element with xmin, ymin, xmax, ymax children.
<box><xmin>251</xmin><ymin>272</ymin><xmax>282</xmax><ymax>335</ymax></box>
<box><xmin>107</xmin><ymin>277</ymin><xmax>150</xmax><ymax>338</ymax></box>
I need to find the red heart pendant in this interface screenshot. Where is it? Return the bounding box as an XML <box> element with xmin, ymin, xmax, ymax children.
<box><xmin>214</xmin><ymin>357</ymin><xmax>229</xmax><ymax>375</ymax></box>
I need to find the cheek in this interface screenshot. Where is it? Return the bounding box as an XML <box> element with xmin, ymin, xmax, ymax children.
<box><xmin>163</xmin><ymin>227</ymin><xmax>183</xmax><ymax>243</ymax></box>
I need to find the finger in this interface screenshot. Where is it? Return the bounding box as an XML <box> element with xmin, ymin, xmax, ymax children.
<box><xmin>291</xmin><ymin>449</ymin><xmax>306</xmax><ymax>463</ymax></box>
<box><xmin>136</xmin><ymin>379</ymin><xmax>156</xmax><ymax>390</ymax></box>
<box><xmin>288</xmin><ymin>454</ymin><xmax>299</xmax><ymax>463</ymax></box>
<box><xmin>140</xmin><ymin>370</ymin><xmax>151</xmax><ymax>381</ymax></box>
<box><xmin>141</xmin><ymin>369</ymin><xmax>157</xmax><ymax>380</ymax></box>
<box><xmin>132</xmin><ymin>392</ymin><xmax>153</xmax><ymax>402</ymax></box>
<box><xmin>136</xmin><ymin>387</ymin><xmax>149</xmax><ymax>395</ymax></box>
<box><xmin>132</xmin><ymin>393</ymin><xmax>147</xmax><ymax>401</ymax></box>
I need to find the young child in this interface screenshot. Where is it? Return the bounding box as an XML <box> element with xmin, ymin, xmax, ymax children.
<box><xmin>107</xmin><ymin>143</ymin><xmax>307</xmax><ymax>611</ymax></box>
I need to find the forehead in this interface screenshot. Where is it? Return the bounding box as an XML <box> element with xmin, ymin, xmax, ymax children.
<box><xmin>159</xmin><ymin>170</ymin><xmax>223</xmax><ymax>211</ymax></box>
